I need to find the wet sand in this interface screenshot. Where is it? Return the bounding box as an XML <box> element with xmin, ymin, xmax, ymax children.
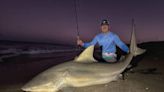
<box><xmin>0</xmin><ymin>46</ymin><xmax>164</xmax><ymax>92</ymax></box>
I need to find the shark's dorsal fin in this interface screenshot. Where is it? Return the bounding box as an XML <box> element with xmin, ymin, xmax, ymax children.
<box><xmin>74</xmin><ymin>45</ymin><xmax>97</xmax><ymax>63</ymax></box>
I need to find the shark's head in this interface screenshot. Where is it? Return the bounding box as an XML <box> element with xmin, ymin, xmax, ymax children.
<box><xmin>22</xmin><ymin>82</ymin><xmax>59</xmax><ymax>92</ymax></box>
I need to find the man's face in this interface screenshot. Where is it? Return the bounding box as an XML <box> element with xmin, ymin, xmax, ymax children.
<box><xmin>101</xmin><ymin>25</ymin><xmax>110</xmax><ymax>33</ymax></box>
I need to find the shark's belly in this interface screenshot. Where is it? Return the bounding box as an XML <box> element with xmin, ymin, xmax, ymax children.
<box><xmin>66</xmin><ymin>73</ymin><xmax>118</xmax><ymax>87</ymax></box>
<box><xmin>64</xmin><ymin>67</ymin><xmax>119</xmax><ymax>87</ymax></box>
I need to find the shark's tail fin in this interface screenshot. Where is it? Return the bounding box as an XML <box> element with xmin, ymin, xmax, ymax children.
<box><xmin>130</xmin><ymin>19</ymin><xmax>146</xmax><ymax>56</ymax></box>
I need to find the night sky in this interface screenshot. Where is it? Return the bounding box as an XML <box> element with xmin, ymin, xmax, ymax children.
<box><xmin>0</xmin><ymin>0</ymin><xmax>164</xmax><ymax>45</ymax></box>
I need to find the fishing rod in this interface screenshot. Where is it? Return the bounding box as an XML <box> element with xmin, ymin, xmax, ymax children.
<box><xmin>74</xmin><ymin>0</ymin><xmax>79</xmax><ymax>37</ymax></box>
<box><xmin>74</xmin><ymin>0</ymin><xmax>81</xmax><ymax>50</ymax></box>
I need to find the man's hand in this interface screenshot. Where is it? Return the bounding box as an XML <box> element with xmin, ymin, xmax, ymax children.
<box><xmin>77</xmin><ymin>36</ymin><xmax>84</xmax><ymax>46</ymax></box>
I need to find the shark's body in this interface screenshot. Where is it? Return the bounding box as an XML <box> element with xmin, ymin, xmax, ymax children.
<box><xmin>22</xmin><ymin>28</ymin><xmax>146</xmax><ymax>92</ymax></box>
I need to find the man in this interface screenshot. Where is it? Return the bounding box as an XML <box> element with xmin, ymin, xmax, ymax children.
<box><xmin>77</xmin><ymin>19</ymin><xmax>129</xmax><ymax>62</ymax></box>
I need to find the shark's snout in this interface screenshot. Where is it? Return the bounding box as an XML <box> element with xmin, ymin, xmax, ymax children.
<box><xmin>21</xmin><ymin>86</ymin><xmax>32</xmax><ymax>91</ymax></box>
<box><xmin>21</xmin><ymin>83</ymin><xmax>59</xmax><ymax>92</ymax></box>
<box><xmin>21</xmin><ymin>84</ymin><xmax>39</xmax><ymax>91</ymax></box>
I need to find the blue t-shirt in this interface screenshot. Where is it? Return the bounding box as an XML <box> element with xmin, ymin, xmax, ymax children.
<box><xmin>83</xmin><ymin>32</ymin><xmax>129</xmax><ymax>53</ymax></box>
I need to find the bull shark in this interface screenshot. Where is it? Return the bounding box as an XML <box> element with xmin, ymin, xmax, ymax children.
<box><xmin>21</xmin><ymin>28</ymin><xmax>146</xmax><ymax>92</ymax></box>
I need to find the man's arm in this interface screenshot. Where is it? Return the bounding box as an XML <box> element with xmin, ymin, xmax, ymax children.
<box><xmin>82</xmin><ymin>36</ymin><xmax>98</xmax><ymax>48</ymax></box>
<box><xmin>113</xmin><ymin>34</ymin><xmax>129</xmax><ymax>53</ymax></box>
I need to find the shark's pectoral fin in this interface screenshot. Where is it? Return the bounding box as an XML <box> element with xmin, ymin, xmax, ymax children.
<box><xmin>74</xmin><ymin>45</ymin><xmax>97</xmax><ymax>63</ymax></box>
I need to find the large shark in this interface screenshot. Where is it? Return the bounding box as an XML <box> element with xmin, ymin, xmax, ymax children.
<box><xmin>21</xmin><ymin>28</ymin><xmax>146</xmax><ymax>92</ymax></box>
